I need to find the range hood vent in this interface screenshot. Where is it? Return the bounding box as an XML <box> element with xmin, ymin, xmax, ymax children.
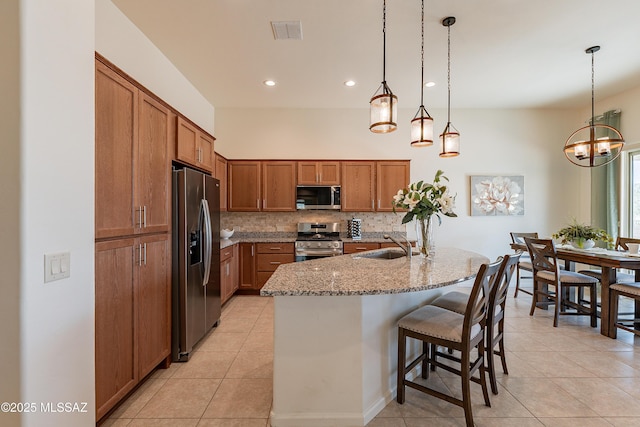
<box><xmin>271</xmin><ymin>21</ymin><xmax>303</xmax><ymax>40</ymax></box>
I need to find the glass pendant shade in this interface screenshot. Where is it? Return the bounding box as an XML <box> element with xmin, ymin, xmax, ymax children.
<box><xmin>439</xmin><ymin>122</ymin><xmax>460</xmax><ymax>157</ymax></box>
<box><xmin>370</xmin><ymin>83</ymin><xmax>398</xmax><ymax>133</ymax></box>
<box><xmin>564</xmin><ymin>124</ymin><xmax>624</xmax><ymax>167</ymax></box>
<box><xmin>410</xmin><ymin>106</ymin><xmax>434</xmax><ymax>146</ymax></box>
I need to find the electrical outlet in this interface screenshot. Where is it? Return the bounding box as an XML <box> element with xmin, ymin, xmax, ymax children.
<box><xmin>44</xmin><ymin>252</ymin><xmax>70</xmax><ymax>283</ymax></box>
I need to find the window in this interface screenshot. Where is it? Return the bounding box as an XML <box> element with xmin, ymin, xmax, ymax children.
<box><xmin>628</xmin><ymin>150</ymin><xmax>640</xmax><ymax>238</ymax></box>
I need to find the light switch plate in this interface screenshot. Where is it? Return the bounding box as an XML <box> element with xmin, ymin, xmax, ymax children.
<box><xmin>44</xmin><ymin>252</ymin><xmax>70</xmax><ymax>283</ymax></box>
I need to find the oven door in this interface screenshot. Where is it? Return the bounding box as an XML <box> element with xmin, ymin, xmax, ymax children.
<box><xmin>294</xmin><ymin>247</ymin><xmax>343</xmax><ymax>262</ymax></box>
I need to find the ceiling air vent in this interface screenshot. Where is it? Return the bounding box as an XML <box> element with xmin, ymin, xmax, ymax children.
<box><xmin>271</xmin><ymin>21</ymin><xmax>303</xmax><ymax>40</ymax></box>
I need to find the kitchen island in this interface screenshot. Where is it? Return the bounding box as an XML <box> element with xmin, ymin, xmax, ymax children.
<box><xmin>260</xmin><ymin>247</ymin><xmax>489</xmax><ymax>427</ymax></box>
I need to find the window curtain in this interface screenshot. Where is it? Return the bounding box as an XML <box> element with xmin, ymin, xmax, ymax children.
<box><xmin>590</xmin><ymin>109</ymin><xmax>621</xmax><ymax>241</ymax></box>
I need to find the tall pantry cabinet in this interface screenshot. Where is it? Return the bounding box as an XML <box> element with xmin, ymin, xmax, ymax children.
<box><xmin>94</xmin><ymin>57</ymin><xmax>172</xmax><ymax>420</ymax></box>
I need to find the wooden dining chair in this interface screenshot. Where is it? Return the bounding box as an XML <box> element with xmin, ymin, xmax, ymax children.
<box><xmin>524</xmin><ymin>237</ymin><xmax>598</xmax><ymax>327</ymax></box>
<box><xmin>510</xmin><ymin>232</ymin><xmax>538</xmax><ymax>297</ymax></box>
<box><xmin>397</xmin><ymin>259</ymin><xmax>503</xmax><ymax>427</ymax></box>
<box><xmin>429</xmin><ymin>253</ymin><xmax>521</xmax><ymax>395</ymax></box>
<box><xmin>609</xmin><ymin>282</ymin><xmax>640</xmax><ymax>338</ymax></box>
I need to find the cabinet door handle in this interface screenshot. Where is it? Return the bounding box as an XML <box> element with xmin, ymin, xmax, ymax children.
<box><xmin>270</xmin><ymin>261</ymin><xmax>281</xmax><ymax>265</ymax></box>
<box><xmin>226</xmin><ymin>263</ymin><xmax>230</xmax><ymax>276</ymax></box>
<box><xmin>251</xmin><ymin>245</ymin><xmax>254</xmax><ymax>256</ymax></box>
<box><xmin>371</xmin><ymin>200</ymin><xmax>374</xmax><ymax>210</ymax></box>
<box><xmin>269</xmin><ymin>247</ymin><xmax>282</xmax><ymax>251</ymax></box>
<box><xmin>263</xmin><ymin>199</ymin><xmax>266</xmax><ymax>209</ymax></box>
<box><xmin>136</xmin><ymin>243</ymin><xmax>143</xmax><ymax>266</ymax></box>
<box><xmin>136</xmin><ymin>207</ymin><xmax>143</xmax><ymax>228</ymax></box>
<box><xmin>378</xmin><ymin>199</ymin><xmax>381</xmax><ymax>209</ymax></box>
<box><xmin>143</xmin><ymin>205</ymin><xmax>147</xmax><ymax>227</ymax></box>
<box><xmin>319</xmin><ymin>172</ymin><xmax>322</xmax><ymax>182</ymax></box>
<box><xmin>257</xmin><ymin>199</ymin><xmax>260</xmax><ymax>209</ymax></box>
<box><xmin>143</xmin><ymin>243</ymin><xmax>147</xmax><ymax>266</ymax></box>
<box><xmin>356</xmin><ymin>247</ymin><xmax>368</xmax><ymax>250</ymax></box>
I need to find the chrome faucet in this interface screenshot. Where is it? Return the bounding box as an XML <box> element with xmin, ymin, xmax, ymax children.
<box><xmin>383</xmin><ymin>234</ymin><xmax>412</xmax><ymax>259</ymax></box>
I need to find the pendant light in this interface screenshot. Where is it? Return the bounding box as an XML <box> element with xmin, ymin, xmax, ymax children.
<box><xmin>564</xmin><ymin>46</ymin><xmax>624</xmax><ymax>167</ymax></box>
<box><xmin>410</xmin><ymin>0</ymin><xmax>434</xmax><ymax>146</ymax></box>
<box><xmin>370</xmin><ymin>0</ymin><xmax>397</xmax><ymax>133</ymax></box>
<box><xmin>439</xmin><ymin>16</ymin><xmax>460</xmax><ymax>157</ymax></box>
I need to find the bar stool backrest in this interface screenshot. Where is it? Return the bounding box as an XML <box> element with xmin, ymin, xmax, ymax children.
<box><xmin>464</xmin><ymin>258</ymin><xmax>503</xmax><ymax>337</ymax></box>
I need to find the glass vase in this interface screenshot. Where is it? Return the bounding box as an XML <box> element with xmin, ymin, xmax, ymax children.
<box><xmin>416</xmin><ymin>216</ymin><xmax>435</xmax><ymax>258</ymax></box>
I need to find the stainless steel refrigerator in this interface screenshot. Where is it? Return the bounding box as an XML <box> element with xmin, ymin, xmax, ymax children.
<box><xmin>172</xmin><ymin>166</ymin><xmax>221</xmax><ymax>362</ymax></box>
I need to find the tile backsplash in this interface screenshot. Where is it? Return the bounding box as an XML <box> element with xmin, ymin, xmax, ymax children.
<box><xmin>220</xmin><ymin>211</ymin><xmax>407</xmax><ymax>233</ymax></box>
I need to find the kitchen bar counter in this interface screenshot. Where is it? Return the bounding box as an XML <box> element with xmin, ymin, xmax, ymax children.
<box><xmin>219</xmin><ymin>231</ymin><xmax>411</xmax><ymax>248</ymax></box>
<box><xmin>262</xmin><ymin>247</ymin><xmax>489</xmax><ymax>427</ymax></box>
<box><xmin>261</xmin><ymin>247</ymin><xmax>486</xmax><ymax>296</ymax></box>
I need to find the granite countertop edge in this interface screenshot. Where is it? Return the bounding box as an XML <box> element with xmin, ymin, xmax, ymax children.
<box><xmin>219</xmin><ymin>232</ymin><xmax>412</xmax><ymax>248</ymax></box>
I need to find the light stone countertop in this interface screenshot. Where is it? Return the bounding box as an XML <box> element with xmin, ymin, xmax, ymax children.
<box><xmin>219</xmin><ymin>232</ymin><xmax>412</xmax><ymax>248</ymax></box>
<box><xmin>260</xmin><ymin>247</ymin><xmax>489</xmax><ymax>296</ymax></box>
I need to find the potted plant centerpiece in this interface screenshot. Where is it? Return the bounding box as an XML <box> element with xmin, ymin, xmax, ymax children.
<box><xmin>392</xmin><ymin>170</ymin><xmax>457</xmax><ymax>257</ymax></box>
<box><xmin>552</xmin><ymin>220</ymin><xmax>613</xmax><ymax>249</ymax></box>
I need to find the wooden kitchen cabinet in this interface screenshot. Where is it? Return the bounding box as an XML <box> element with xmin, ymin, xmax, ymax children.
<box><xmin>239</xmin><ymin>242</ymin><xmax>256</xmax><ymax>289</ymax></box>
<box><xmin>214</xmin><ymin>153</ymin><xmax>228</xmax><ymax>211</ymax></box>
<box><xmin>297</xmin><ymin>161</ymin><xmax>341</xmax><ymax>185</ymax></box>
<box><xmin>176</xmin><ymin>116</ymin><xmax>215</xmax><ymax>173</ymax></box>
<box><xmin>95</xmin><ymin>61</ymin><xmax>171</xmax><ymax>239</ymax></box>
<box><xmin>95</xmin><ymin>233</ymin><xmax>171</xmax><ymax>420</ymax></box>
<box><xmin>262</xmin><ymin>161</ymin><xmax>296</xmax><ymax>211</ymax></box>
<box><xmin>256</xmin><ymin>243</ymin><xmax>295</xmax><ymax>288</ymax></box>
<box><xmin>343</xmin><ymin>242</ymin><xmax>380</xmax><ymax>254</ymax></box>
<box><xmin>341</xmin><ymin>161</ymin><xmax>376</xmax><ymax>212</ymax></box>
<box><xmin>220</xmin><ymin>244</ymin><xmax>239</xmax><ymax>304</ymax></box>
<box><xmin>228</xmin><ymin>161</ymin><xmax>261</xmax><ymax>211</ymax></box>
<box><xmin>95</xmin><ymin>57</ymin><xmax>173</xmax><ymax>421</ymax></box>
<box><xmin>376</xmin><ymin>161</ymin><xmax>410</xmax><ymax>212</ymax></box>
<box><xmin>136</xmin><ymin>233</ymin><xmax>171</xmax><ymax>380</ymax></box>
<box><xmin>95</xmin><ymin>238</ymin><xmax>137</xmax><ymax>420</ymax></box>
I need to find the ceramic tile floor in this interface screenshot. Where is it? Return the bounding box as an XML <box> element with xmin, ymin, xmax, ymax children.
<box><xmin>103</xmin><ymin>278</ymin><xmax>640</xmax><ymax>427</ymax></box>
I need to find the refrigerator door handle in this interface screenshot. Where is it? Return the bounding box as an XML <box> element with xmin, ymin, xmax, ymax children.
<box><xmin>201</xmin><ymin>198</ymin><xmax>213</xmax><ymax>287</ymax></box>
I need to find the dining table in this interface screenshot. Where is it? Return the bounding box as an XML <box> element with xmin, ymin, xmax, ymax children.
<box><xmin>511</xmin><ymin>242</ymin><xmax>640</xmax><ymax>337</ymax></box>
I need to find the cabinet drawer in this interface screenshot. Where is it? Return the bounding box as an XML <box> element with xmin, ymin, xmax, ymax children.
<box><xmin>257</xmin><ymin>253</ymin><xmax>295</xmax><ymax>272</ymax></box>
<box><xmin>220</xmin><ymin>246</ymin><xmax>234</xmax><ymax>262</ymax></box>
<box><xmin>256</xmin><ymin>243</ymin><xmax>294</xmax><ymax>254</ymax></box>
<box><xmin>343</xmin><ymin>242</ymin><xmax>380</xmax><ymax>254</ymax></box>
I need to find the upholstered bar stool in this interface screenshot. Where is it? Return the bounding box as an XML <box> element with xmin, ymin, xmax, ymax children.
<box><xmin>609</xmin><ymin>282</ymin><xmax>640</xmax><ymax>338</ymax></box>
<box><xmin>397</xmin><ymin>259</ymin><xmax>503</xmax><ymax>427</ymax></box>
<box><xmin>524</xmin><ymin>237</ymin><xmax>598</xmax><ymax>327</ymax></box>
<box><xmin>510</xmin><ymin>232</ymin><xmax>538</xmax><ymax>297</ymax></box>
<box><xmin>430</xmin><ymin>253</ymin><xmax>521</xmax><ymax>395</ymax></box>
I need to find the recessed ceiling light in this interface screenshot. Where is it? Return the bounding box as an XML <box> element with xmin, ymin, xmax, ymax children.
<box><xmin>425</xmin><ymin>81</ymin><xmax>436</xmax><ymax>88</ymax></box>
<box><xmin>263</xmin><ymin>80</ymin><xmax>276</xmax><ymax>87</ymax></box>
<box><xmin>344</xmin><ymin>80</ymin><xmax>356</xmax><ymax>87</ymax></box>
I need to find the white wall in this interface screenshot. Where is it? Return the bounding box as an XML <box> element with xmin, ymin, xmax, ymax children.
<box><xmin>0</xmin><ymin>0</ymin><xmax>23</xmax><ymax>425</ymax></box>
<box><xmin>95</xmin><ymin>0</ymin><xmax>215</xmax><ymax>134</ymax></box>
<box><xmin>215</xmin><ymin>107</ymin><xmax>581</xmax><ymax>260</ymax></box>
<box><xmin>20</xmin><ymin>0</ymin><xmax>95</xmax><ymax>426</ymax></box>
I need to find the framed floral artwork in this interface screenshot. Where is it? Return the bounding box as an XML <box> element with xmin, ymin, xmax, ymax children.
<box><xmin>470</xmin><ymin>175</ymin><xmax>524</xmax><ymax>216</ymax></box>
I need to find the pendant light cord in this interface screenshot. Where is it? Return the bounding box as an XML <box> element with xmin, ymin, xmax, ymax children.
<box><xmin>420</xmin><ymin>0</ymin><xmax>424</xmax><ymax>107</ymax></box>
<box><xmin>591</xmin><ymin>49</ymin><xmax>595</xmax><ymax>127</ymax></box>
<box><xmin>382</xmin><ymin>0</ymin><xmax>387</xmax><ymax>85</ymax></box>
<box><xmin>446</xmin><ymin>21</ymin><xmax>451</xmax><ymax>124</ymax></box>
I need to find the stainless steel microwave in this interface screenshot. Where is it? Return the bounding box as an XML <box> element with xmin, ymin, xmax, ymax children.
<box><xmin>296</xmin><ymin>185</ymin><xmax>341</xmax><ymax>210</ymax></box>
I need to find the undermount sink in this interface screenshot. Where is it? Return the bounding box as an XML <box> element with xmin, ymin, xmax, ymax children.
<box><xmin>355</xmin><ymin>249</ymin><xmax>411</xmax><ymax>260</ymax></box>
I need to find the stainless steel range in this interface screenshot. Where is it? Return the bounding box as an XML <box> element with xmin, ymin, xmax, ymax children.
<box><xmin>295</xmin><ymin>222</ymin><xmax>343</xmax><ymax>262</ymax></box>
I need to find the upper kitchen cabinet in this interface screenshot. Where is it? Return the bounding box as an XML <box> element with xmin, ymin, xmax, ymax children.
<box><xmin>297</xmin><ymin>161</ymin><xmax>341</xmax><ymax>185</ymax></box>
<box><xmin>176</xmin><ymin>116</ymin><xmax>215</xmax><ymax>173</ymax></box>
<box><xmin>214</xmin><ymin>153</ymin><xmax>228</xmax><ymax>212</ymax></box>
<box><xmin>95</xmin><ymin>61</ymin><xmax>171</xmax><ymax>239</ymax></box>
<box><xmin>262</xmin><ymin>161</ymin><xmax>296</xmax><ymax>211</ymax></box>
<box><xmin>376</xmin><ymin>161</ymin><xmax>410</xmax><ymax>212</ymax></box>
<box><xmin>341</xmin><ymin>161</ymin><xmax>376</xmax><ymax>212</ymax></box>
<box><xmin>137</xmin><ymin>93</ymin><xmax>172</xmax><ymax>233</ymax></box>
<box><xmin>228</xmin><ymin>161</ymin><xmax>261</xmax><ymax>211</ymax></box>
